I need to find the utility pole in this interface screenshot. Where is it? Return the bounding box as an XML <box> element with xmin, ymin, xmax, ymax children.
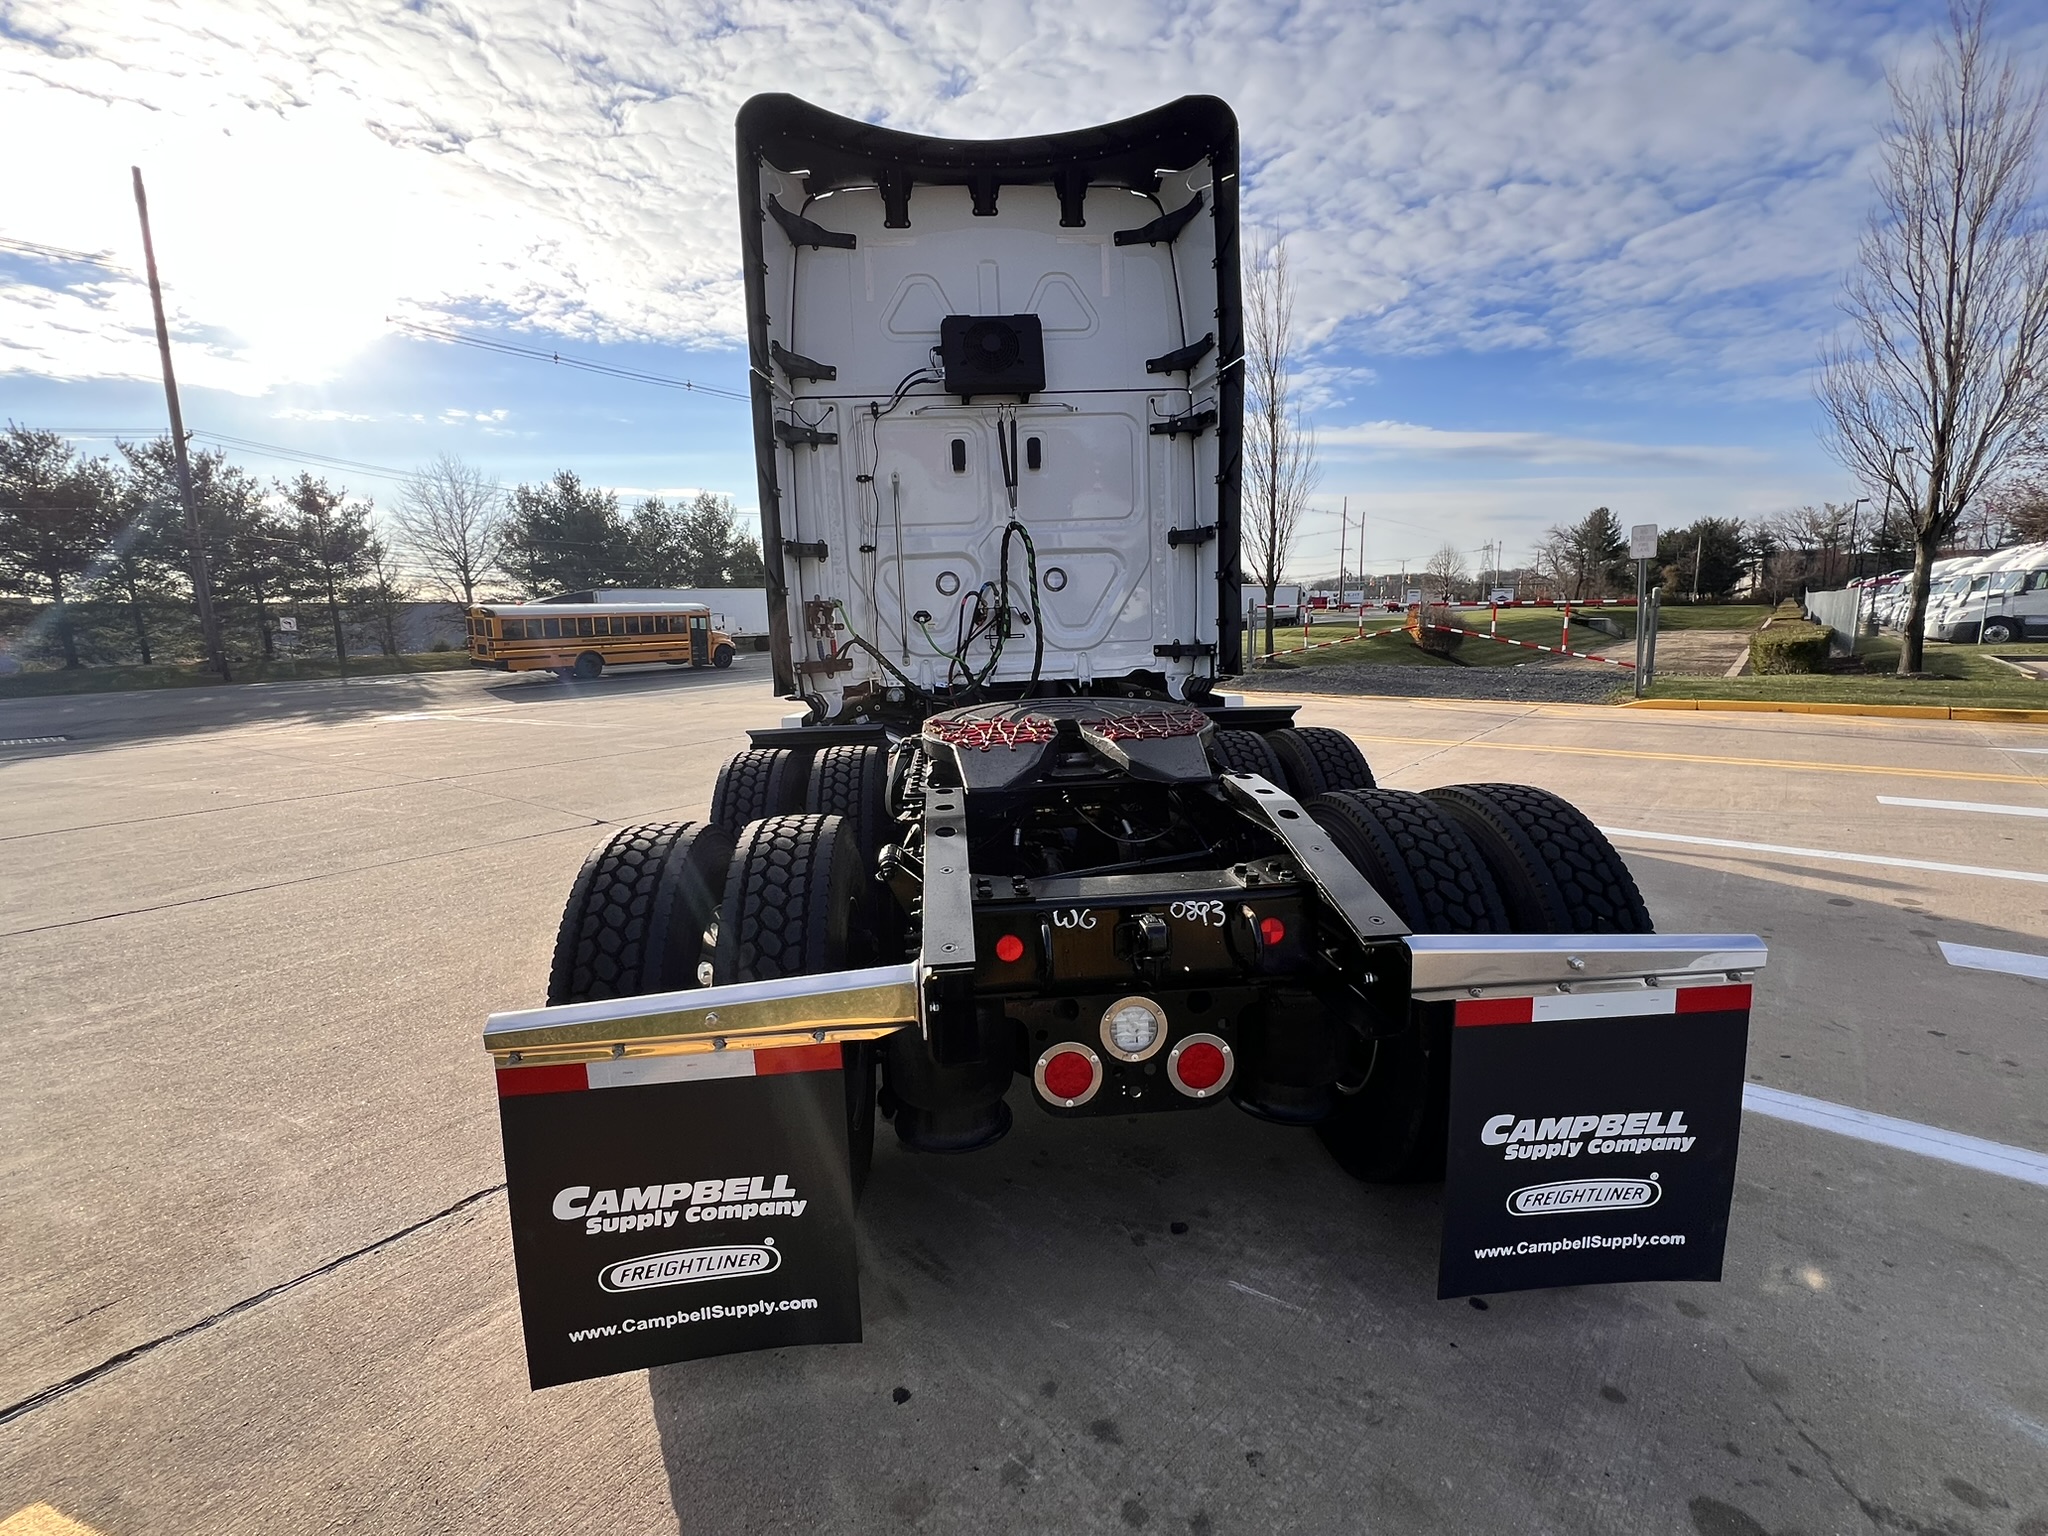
<box><xmin>1336</xmin><ymin>496</ymin><xmax>1347</xmax><ymax>611</ymax></box>
<box><xmin>133</xmin><ymin>166</ymin><xmax>229</xmax><ymax>682</ymax></box>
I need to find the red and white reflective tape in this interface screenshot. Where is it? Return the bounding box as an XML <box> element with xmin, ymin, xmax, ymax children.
<box><xmin>1272</xmin><ymin>624</ymin><xmax>1410</xmax><ymax>656</ymax></box>
<box><xmin>1454</xmin><ymin>983</ymin><xmax>1750</xmax><ymax>1026</ymax></box>
<box><xmin>497</xmin><ymin>1042</ymin><xmax>841</xmax><ymax>1096</ymax></box>
<box><xmin>1424</xmin><ymin>624</ymin><xmax>1636</xmax><ymax>669</ymax></box>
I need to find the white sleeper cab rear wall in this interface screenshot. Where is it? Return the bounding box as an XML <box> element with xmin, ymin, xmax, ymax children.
<box><xmin>736</xmin><ymin>95</ymin><xmax>1244</xmax><ymax>716</ymax></box>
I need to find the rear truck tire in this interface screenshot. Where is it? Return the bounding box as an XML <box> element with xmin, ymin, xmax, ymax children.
<box><xmin>804</xmin><ymin>744</ymin><xmax>897</xmax><ymax>963</ymax></box>
<box><xmin>1308</xmin><ymin>789</ymin><xmax>1508</xmax><ymax>1183</ymax></box>
<box><xmin>713</xmin><ymin>643</ymin><xmax>736</xmax><ymax>668</ymax></box>
<box><xmin>1209</xmin><ymin>727</ymin><xmax>1287</xmax><ymax>782</ymax></box>
<box><xmin>1423</xmin><ymin>783</ymin><xmax>1654</xmax><ymax>935</ymax></box>
<box><xmin>572</xmin><ymin>651</ymin><xmax>604</xmax><ymax>680</ymax></box>
<box><xmin>1268</xmin><ymin>726</ymin><xmax>1376</xmax><ymax>796</ymax></box>
<box><xmin>710</xmin><ymin>813</ymin><xmax>876</xmax><ymax>1197</ymax></box>
<box><xmin>708</xmin><ymin>747</ymin><xmax>806</xmax><ymax>840</ymax></box>
<box><xmin>546</xmin><ymin>821</ymin><xmax>734</xmax><ymax>1006</ymax></box>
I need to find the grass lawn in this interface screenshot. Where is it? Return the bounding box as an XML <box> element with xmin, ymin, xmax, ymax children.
<box><xmin>1644</xmin><ymin>637</ymin><xmax>2048</xmax><ymax>711</ymax></box>
<box><xmin>0</xmin><ymin>650</ymin><xmax>475</xmax><ymax>699</ymax></box>
<box><xmin>1246</xmin><ymin>605</ymin><xmax>1733</xmax><ymax>669</ymax></box>
<box><xmin>1640</xmin><ymin>604</ymin><xmax>1772</xmax><ymax>633</ymax></box>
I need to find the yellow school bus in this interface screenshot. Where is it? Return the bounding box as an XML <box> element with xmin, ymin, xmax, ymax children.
<box><xmin>466</xmin><ymin>602</ymin><xmax>736</xmax><ymax>679</ymax></box>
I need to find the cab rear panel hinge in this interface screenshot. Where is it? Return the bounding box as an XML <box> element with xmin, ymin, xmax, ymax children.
<box><xmin>771</xmin><ymin>341</ymin><xmax>838</xmax><ymax>383</ymax></box>
<box><xmin>1149</xmin><ymin>409</ymin><xmax>1217</xmax><ymax>440</ymax></box>
<box><xmin>1146</xmin><ymin>333</ymin><xmax>1215</xmax><ymax>375</ymax></box>
<box><xmin>1153</xmin><ymin>641</ymin><xmax>1216</xmax><ymax>659</ymax></box>
<box><xmin>775</xmin><ymin>421</ymin><xmax>838</xmax><ymax>449</ymax></box>
<box><xmin>1167</xmin><ymin>524</ymin><xmax>1218</xmax><ymax>548</ymax></box>
<box><xmin>1114</xmin><ymin>192</ymin><xmax>1204</xmax><ymax>248</ymax></box>
<box><xmin>767</xmin><ymin>196</ymin><xmax>855</xmax><ymax>250</ymax></box>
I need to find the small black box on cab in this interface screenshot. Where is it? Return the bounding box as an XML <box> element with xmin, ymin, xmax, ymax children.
<box><xmin>941</xmin><ymin>314</ymin><xmax>1045</xmax><ymax>401</ymax></box>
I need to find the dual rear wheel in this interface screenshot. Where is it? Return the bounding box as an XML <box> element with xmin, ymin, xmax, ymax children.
<box><xmin>1308</xmin><ymin>782</ymin><xmax>1652</xmax><ymax>1184</ymax></box>
<box><xmin>546</xmin><ymin>742</ymin><xmax>897</xmax><ymax>1198</ymax></box>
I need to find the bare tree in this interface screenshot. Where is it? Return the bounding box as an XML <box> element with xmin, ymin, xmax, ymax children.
<box><xmin>356</xmin><ymin>536</ymin><xmax>411</xmax><ymax>657</ymax></box>
<box><xmin>395</xmin><ymin>454</ymin><xmax>503</xmax><ymax>608</ymax></box>
<box><xmin>1983</xmin><ymin>468</ymin><xmax>2048</xmax><ymax>541</ymax></box>
<box><xmin>1424</xmin><ymin>542</ymin><xmax>1469</xmax><ymax>599</ymax></box>
<box><xmin>1242</xmin><ymin>236</ymin><xmax>1321</xmax><ymax>657</ymax></box>
<box><xmin>1817</xmin><ymin>1</ymin><xmax>2048</xmax><ymax>673</ymax></box>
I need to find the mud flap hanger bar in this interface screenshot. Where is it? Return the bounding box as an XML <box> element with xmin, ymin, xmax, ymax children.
<box><xmin>481</xmin><ymin>937</ymin><xmax>1770</xmax><ymax>1069</ymax></box>
<box><xmin>484</xmin><ymin>963</ymin><xmax>922</xmax><ymax>1068</ymax></box>
<box><xmin>1407</xmin><ymin>933</ymin><xmax>1767</xmax><ymax>1001</ymax></box>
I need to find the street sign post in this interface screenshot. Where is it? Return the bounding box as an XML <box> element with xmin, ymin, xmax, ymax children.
<box><xmin>1629</xmin><ymin>525</ymin><xmax>1658</xmax><ymax>697</ymax></box>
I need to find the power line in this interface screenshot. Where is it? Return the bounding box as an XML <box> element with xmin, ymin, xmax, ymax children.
<box><xmin>0</xmin><ymin>236</ymin><xmax>134</xmax><ymax>276</ymax></box>
<box><xmin>389</xmin><ymin>320</ymin><xmax>751</xmax><ymax>402</ymax></box>
<box><xmin>41</xmin><ymin>427</ymin><xmax>480</xmax><ymax>490</ymax></box>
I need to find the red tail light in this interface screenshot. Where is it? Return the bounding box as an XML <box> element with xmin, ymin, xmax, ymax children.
<box><xmin>1034</xmin><ymin>1043</ymin><xmax>1103</xmax><ymax>1107</ymax></box>
<box><xmin>1258</xmin><ymin>916</ymin><xmax>1286</xmax><ymax>946</ymax></box>
<box><xmin>994</xmin><ymin>933</ymin><xmax>1026</xmax><ymax>963</ymax></box>
<box><xmin>1167</xmin><ymin>1033</ymin><xmax>1233</xmax><ymax>1098</ymax></box>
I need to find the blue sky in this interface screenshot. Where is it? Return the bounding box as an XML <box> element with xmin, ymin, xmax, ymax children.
<box><xmin>5</xmin><ymin>0</ymin><xmax>2041</xmax><ymax>577</ymax></box>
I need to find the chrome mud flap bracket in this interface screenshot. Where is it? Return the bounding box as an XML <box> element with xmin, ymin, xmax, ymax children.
<box><xmin>1411</xmin><ymin>933</ymin><xmax>1767</xmax><ymax>1299</ymax></box>
<box><xmin>483</xmin><ymin>965</ymin><xmax>920</xmax><ymax>1387</ymax></box>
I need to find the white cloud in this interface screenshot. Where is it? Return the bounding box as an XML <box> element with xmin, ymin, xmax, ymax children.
<box><xmin>0</xmin><ymin>0</ymin><xmax>2017</xmax><ymax>397</ymax></box>
<box><xmin>272</xmin><ymin>406</ymin><xmax>373</xmax><ymax>421</ymax></box>
<box><xmin>1319</xmin><ymin>419</ymin><xmax>1764</xmax><ymax>467</ymax></box>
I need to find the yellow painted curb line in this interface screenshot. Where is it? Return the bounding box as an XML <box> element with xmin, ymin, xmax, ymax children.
<box><xmin>3</xmin><ymin>1507</ymin><xmax>106</xmax><ymax>1536</ymax></box>
<box><xmin>1624</xmin><ymin>698</ymin><xmax>2048</xmax><ymax>724</ymax></box>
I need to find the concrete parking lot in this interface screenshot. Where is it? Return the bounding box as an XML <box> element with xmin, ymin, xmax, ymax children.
<box><xmin>2</xmin><ymin>662</ymin><xmax>2044</xmax><ymax>1536</ymax></box>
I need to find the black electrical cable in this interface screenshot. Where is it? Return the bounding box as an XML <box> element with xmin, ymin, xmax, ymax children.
<box><xmin>1000</xmin><ymin>520</ymin><xmax>1045</xmax><ymax>697</ymax></box>
<box><xmin>996</xmin><ymin>407</ymin><xmax>1020</xmax><ymax>512</ymax></box>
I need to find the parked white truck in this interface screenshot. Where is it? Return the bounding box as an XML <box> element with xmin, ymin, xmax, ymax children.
<box><xmin>481</xmin><ymin>97</ymin><xmax>1768</xmax><ymax>1387</ymax></box>
<box><xmin>1925</xmin><ymin>541</ymin><xmax>2048</xmax><ymax>644</ymax></box>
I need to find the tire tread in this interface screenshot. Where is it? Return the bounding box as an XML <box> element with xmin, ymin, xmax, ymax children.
<box><xmin>1423</xmin><ymin>783</ymin><xmax>1653</xmax><ymax>933</ymax></box>
<box><xmin>546</xmin><ymin>821</ymin><xmax>729</xmax><ymax>1004</ymax></box>
<box><xmin>710</xmin><ymin>748</ymin><xmax>803</xmax><ymax>839</ymax></box>
<box><xmin>1269</xmin><ymin>726</ymin><xmax>1376</xmax><ymax>796</ymax></box>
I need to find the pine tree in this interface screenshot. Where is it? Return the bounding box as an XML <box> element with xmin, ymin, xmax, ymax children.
<box><xmin>0</xmin><ymin>427</ymin><xmax>119</xmax><ymax>668</ymax></box>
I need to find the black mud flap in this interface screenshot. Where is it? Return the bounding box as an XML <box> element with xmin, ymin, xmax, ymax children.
<box><xmin>1436</xmin><ymin>983</ymin><xmax>1752</xmax><ymax>1299</ymax></box>
<box><xmin>495</xmin><ymin>1043</ymin><xmax>862</xmax><ymax>1388</ymax></box>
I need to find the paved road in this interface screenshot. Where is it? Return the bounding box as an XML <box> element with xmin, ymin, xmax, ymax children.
<box><xmin>2</xmin><ymin>670</ymin><xmax>2044</xmax><ymax>1536</ymax></box>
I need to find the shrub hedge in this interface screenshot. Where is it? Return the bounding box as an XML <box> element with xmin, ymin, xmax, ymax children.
<box><xmin>1749</xmin><ymin>620</ymin><xmax>1832</xmax><ymax>674</ymax></box>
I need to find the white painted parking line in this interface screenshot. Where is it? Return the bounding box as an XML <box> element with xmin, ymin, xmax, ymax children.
<box><xmin>1744</xmin><ymin>1085</ymin><xmax>2048</xmax><ymax>1188</ymax></box>
<box><xmin>1878</xmin><ymin>795</ymin><xmax>2048</xmax><ymax>818</ymax></box>
<box><xmin>1598</xmin><ymin>827</ymin><xmax>2048</xmax><ymax>886</ymax></box>
<box><xmin>2005</xmin><ymin>747</ymin><xmax>2048</xmax><ymax>755</ymax></box>
<box><xmin>1939</xmin><ymin>941</ymin><xmax>2048</xmax><ymax>982</ymax></box>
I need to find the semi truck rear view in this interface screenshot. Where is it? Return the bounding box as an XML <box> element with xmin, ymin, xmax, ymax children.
<box><xmin>482</xmin><ymin>95</ymin><xmax>1767</xmax><ymax>1387</ymax></box>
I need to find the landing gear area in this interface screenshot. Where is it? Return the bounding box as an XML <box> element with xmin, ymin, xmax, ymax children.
<box><xmin>488</xmin><ymin>702</ymin><xmax>1762</xmax><ymax>1385</ymax></box>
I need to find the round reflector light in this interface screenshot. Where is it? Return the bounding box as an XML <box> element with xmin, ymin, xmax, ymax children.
<box><xmin>1099</xmin><ymin>995</ymin><xmax>1168</xmax><ymax>1061</ymax></box>
<box><xmin>1034</xmin><ymin>1043</ymin><xmax>1103</xmax><ymax>1107</ymax></box>
<box><xmin>1168</xmin><ymin>1033</ymin><xmax>1234</xmax><ymax>1098</ymax></box>
<box><xmin>1259</xmin><ymin>915</ymin><xmax>1287</xmax><ymax>947</ymax></box>
<box><xmin>995</xmin><ymin>933</ymin><xmax>1026</xmax><ymax>964</ymax></box>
